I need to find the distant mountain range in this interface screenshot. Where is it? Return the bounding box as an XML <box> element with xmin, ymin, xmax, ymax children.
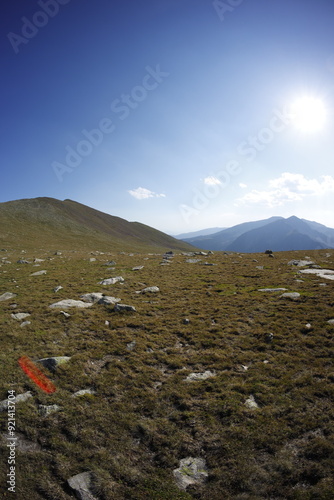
<box><xmin>0</xmin><ymin>197</ymin><xmax>195</xmax><ymax>252</ymax></box>
<box><xmin>174</xmin><ymin>227</ymin><xmax>226</xmax><ymax>240</ymax></box>
<box><xmin>181</xmin><ymin>216</ymin><xmax>334</xmax><ymax>252</ymax></box>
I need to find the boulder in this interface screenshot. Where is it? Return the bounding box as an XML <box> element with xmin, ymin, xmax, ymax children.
<box><xmin>245</xmin><ymin>395</ymin><xmax>259</xmax><ymax>409</ymax></box>
<box><xmin>0</xmin><ymin>292</ymin><xmax>17</xmax><ymax>302</ymax></box>
<box><xmin>114</xmin><ymin>303</ymin><xmax>136</xmax><ymax>312</ymax></box>
<box><xmin>67</xmin><ymin>471</ymin><xmax>97</xmax><ymax>500</ymax></box>
<box><xmin>185</xmin><ymin>370</ymin><xmax>215</xmax><ymax>382</ymax></box>
<box><xmin>258</xmin><ymin>288</ymin><xmax>287</xmax><ymax>292</ymax></box>
<box><xmin>11</xmin><ymin>312</ymin><xmax>30</xmax><ymax>321</ymax></box>
<box><xmin>30</xmin><ymin>270</ymin><xmax>47</xmax><ymax>276</ymax></box>
<box><xmin>173</xmin><ymin>457</ymin><xmax>208</xmax><ymax>490</ymax></box>
<box><xmin>0</xmin><ymin>391</ymin><xmax>33</xmax><ymax>412</ymax></box>
<box><xmin>36</xmin><ymin>356</ymin><xmax>71</xmax><ymax>372</ymax></box>
<box><xmin>280</xmin><ymin>292</ymin><xmax>301</xmax><ymax>300</ymax></box>
<box><xmin>98</xmin><ymin>277</ymin><xmax>124</xmax><ymax>285</ymax></box>
<box><xmin>49</xmin><ymin>300</ymin><xmax>93</xmax><ymax>309</ymax></box>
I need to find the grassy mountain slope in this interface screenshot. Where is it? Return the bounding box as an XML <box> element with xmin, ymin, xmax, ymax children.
<box><xmin>0</xmin><ymin>198</ymin><xmax>195</xmax><ymax>252</ymax></box>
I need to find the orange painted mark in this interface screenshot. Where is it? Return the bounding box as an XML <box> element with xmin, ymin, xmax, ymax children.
<box><xmin>18</xmin><ymin>356</ymin><xmax>56</xmax><ymax>394</ymax></box>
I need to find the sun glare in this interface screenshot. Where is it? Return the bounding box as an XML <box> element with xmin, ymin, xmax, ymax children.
<box><xmin>290</xmin><ymin>96</ymin><xmax>327</xmax><ymax>133</ymax></box>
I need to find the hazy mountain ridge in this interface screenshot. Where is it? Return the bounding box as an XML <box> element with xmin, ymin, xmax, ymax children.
<box><xmin>182</xmin><ymin>216</ymin><xmax>334</xmax><ymax>252</ymax></box>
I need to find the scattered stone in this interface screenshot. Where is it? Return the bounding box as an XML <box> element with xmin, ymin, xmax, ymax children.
<box><xmin>11</xmin><ymin>312</ymin><xmax>30</xmax><ymax>321</ymax></box>
<box><xmin>0</xmin><ymin>391</ymin><xmax>33</xmax><ymax>412</ymax></box>
<box><xmin>104</xmin><ymin>261</ymin><xmax>116</xmax><ymax>266</ymax></box>
<box><xmin>268</xmin><ymin>254</ymin><xmax>275</xmax><ymax>258</ymax></box>
<box><xmin>54</xmin><ymin>286</ymin><xmax>63</xmax><ymax>293</ymax></box>
<box><xmin>265</xmin><ymin>250</ymin><xmax>273</xmax><ymax>254</ymax></box>
<box><xmin>288</xmin><ymin>259</ymin><xmax>315</xmax><ymax>267</ymax></box>
<box><xmin>20</xmin><ymin>321</ymin><xmax>31</xmax><ymax>328</ymax></box>
<box><xmin>258</xmin><ymin>288</ymin><xmax>287</xmax><ymax>292</ymax></box>
<box><xmin>132</xmin><ymin>266</ymin><xmax>144</xmax><ymax>271</ymax></box>
<box><xmin>37</xmin><ymin>356</ymin><xmax>71</xmax><ymax>372</ymax></box>
<box><xmin>17</xmin><ymin>259</ymin><xmax>30</xmax><ymax>264</ymax></box>
<box><xmin>0</xmin><ymin>432</ymin><xmax>42</xmax><ymax>452</ymax></box>
<box><xmin>265</xmin><ymin>333</ymin><xmax>274</xmax><ymax>343</ymax></box>
<box><xmin>185</xmin><ymin>370</ymin><xmax>216</xmax><ymax>382</ymax></box>
<box><xmin>327</xmin><ymin>319</ymin><xmax>334</xmax><ymax>325</ymax></box>
<box><xmin>30</xmin><ymin>270</ymin><xmax>47</xmax><ymax>276</ymax></box>
<box><xmin>60</xmin><ymin>310</ymin><xmax>71</xmax><ymax>318</ymax></box>
<box><xmin>126</xmin><ymin>340</ymin><xmax>136</xmax><ymax>351</ymax></box>
<box><xmin>186</xmin><ymin>259</ymin><xmax>201</xmax><ymax>263</ymax></box>
<box><xmin>67</xmin><ymin>471</ymin><xmax>97</xmax><ymax>500</ymax></box>
<box><xmin>98</xmin><ymin>276</ymin><xmax>124</xmax><ymax>285</ymax></box>
<box><xmin>105</xmin><ymin>320</ymin><xmax>110</xmax><ymax>326</ymax></box>
<box><xmin>305</xmin><ymin>323</ymin><xmax>312</xmax><ymax>330</ymax></box>
<box><xmin>173</xmin><ymin>457</ymin><xmax>208</xmax><ymax>490</ymax></box>
<box><xmin>89</xmin><ymin>258</ymin><xmax>96</xmax><ymax>262</ymax></box>
<box><xmin>54</xmin><ymin>251</ymin><xmax>62</xmax><ymax>255</ymax></box>
<box><xmin>49</xmin><ymin>299</ymin><xmax>93</xmax><ymax>309</ymax></box>
<box><xmin>0</xmin><ymin>292</ymin><xmax>17</xmax><ymax>302</ymax></box>
<box><xmin>183</xmin><ymin>318</ymin><xmax>190</xmax><ymax>325</ymax></box>
<box><xmin>280</xmin><ymin>292</ymin><xmax>301</xmax><ymax>300</ymax></box>
<box><xmin>72</xmin><ymin>388</ymin><xmax>96</xmax><ymax>398</ymax></box>
<box><xmin>256</xmin><ymin>266</ymin><xmax>264</xmax><ymax>270</ymax></box>
<box><xmin>263</xmin><ymin>360</ymin><xmax>269</xmax><ymax>364</ymax></box>
<box><xmin>245</xmin><ymin>395</ymin><xmax>259</xmax><ymax>409</ymax></box>
<box><xmin>139</xmin><ymin>286</ymin><xmax>160</xmax><ymax>294</ymax></box>
<box><xmin>39</xmin><ymin>404</ymin><xmax>61</xmax><ymax>417</ymax></box>
<box><xmin>98</xmin><ymin>296</ymin><xmax>121</xmax><ymax>305</ymax></box>
<box><xmin>299</xmin><ymin>268</ymin><xmax>334</xmax><ymax>280</ymax></box>
<box><xmin>114</xmin><ymin>303</ymin><xmax>136</xmax><ymax>312</ymax></box>
<box><xmin>34</xmin><ymin>258</ymin><xmax>45</xmax><ymax>263</ymax></box>
<box><xmin>80</xmin><ymin>293</ymin><xmax>121</xmax><ymax>305</ymax></box>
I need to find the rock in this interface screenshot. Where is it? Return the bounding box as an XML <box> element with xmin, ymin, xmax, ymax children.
<box><xmin>11</xmin><ymin>312</ymin><xmax>30</xmax><ymax>321</ymax></box>
<box><xmin>114</xmin><ymin>303</ymin><xmax>136</xmax><ymax>312</ymax></box>
<box><xmin>186</xmin><ymin>259</ymin><xmax>201</xmax><ymax>263</ymax></box>
<box><xmin>34</xmin><ymin>258</ymin><xmax>45</xmax><ymax>263</ymax></box>
<box><xmin>98</xmin><ymin>276</ymin><xmax>124</xmax><ymax>285</ymax></box>
<box><xmin>305</xmin><ymin>323</ymin><xmax>312</xmax><ymax>330</ymax></box>
<box><xmin>67</xmin><ymin>471</ymin><xmax>97</xmax><ymax>500</ymax></box>
<box><xmin>265</xmin><ymin>333</ymin><xmax>274</xmax><ymax>343</ymax></box>
<box><xmin>60</xmin><ymin>310</ymin><xmax>71</xmax><ymax>318</ymax></box>
<box><xmin>0</xmin><ymin>432</ymin><xmax>42</xmax><ymax>452</ymax></box>
<box><xmin>54</xmin><ymin>286</ymin><xmax>63</xmax><ymax>292</ymax></box>
<box><xmin>54</xmin><ymin>251</ymin><xmax>62</xmax><ymax>255</ymax></box>
<box><xmin>140</xmin><ymin>286</ymin><xmax>160</xmax><ymax>294</ymax></box>
<box><xmin>328</xmin><ymin>319</ymin><xmax>334</xmax><ymax>325</ymax></box>
<box><xmin>30</xmin><ymin>270</ymin><xmax>47</xmax><ymax>276</ymax></box>
<box><xmin>0</xmin><ymin>391</ymin><xmax>33</xmax><ymax>412</ymax></box>
<box><xmin>256</xmin><ymin>266</ymin><xmax>264</xmax><ymax>270</ymax></box>
<box><xmin>299</xmin><ymin>268</ymin><xmax>334</xmax><ymax>280</ymax></box>
<box><xmin>98</xmin><ymin>296</ymin><xmax>121</xmax><ymax>305</ymax></box>
<box><xmin>245</xmin><ymin>395</ymin><xmax>259</xmax><ymax>409</ymax></box>
<box><xmin>72</xmin><ymin>389</ymin><xmax>96</xmax><ymax>397</ymax></box>
<box><xmin>49</xmin><ymin>299</ymin><xmax>93</xmax><ymax>309</ymax></box>
<box><xmin>126</xmin><ymin>340</ymin><xmax>136</xmax><ymax>351</ymax></box>
<box><xmin>183</xmin><ymin>318</ymin><xmax>190</xmax><ymax>325</ymax></box>
<box><xmin>0</xmin><ymin>292</ymin><xmax>17</xmax><ymax>302</ymax></box>
<box><xmin>89</xmin><ymin>258</ymin><xmax>96</xmax><ymax>262</ymax></box>
<box><xmin>173</xmin><ymin>457</ymin><xmax>208</xmax><ymax>490</ymax></box>
<box><xmin>39</xmin><ymin>404</ymin><xmax>61</xmax><ymax>417</ymax></box>
<box><xmin>37</xmin><ymin>356</ymin><xmax>71</xmax><ymax>372</ymax></box>
<box><xmin>185</xmin><ymin>370</ymin><xmax>216</xmax><ymax>382</ymax></box>
<box><xmin>132</xmin><ymin>266</ymin><xmax>144</xmax><ymax>271</ymax></box>
<box><xmin>20</xmin><ymin>321</ymin><xmax>31</xmax><ymax>328</ymax></box>
<box><xmin>288</xmin><ymin>259</ymin><xmax>315</xmax><ymax>266</ymax></box>
<box><xmin>258</xmin><ymin>288</ymin><xmax>287</xmax><ymax>292</ymax></box>
<box><xmin>103</xmin><ymin>261</ymin><xmax>116</xmax><ymax>266</ymax></box>
<box><xmin>265</xmin><ymin>250</ymin><xmax>273</xmax><ymax>254</ymax></box>
<box><xmin>105</xmin><ymin>320</ymin><xmax>110</xmax><ymax>326</ymax></box>
<box><xmin>280</xmin><ymin>292</ymin><xmax>301</xmax><ymax>300</ymax></box>
<box><xmin>17</xmin><ymin>259</ymin><xmax>30</xmax><ymax>264</ymax></box>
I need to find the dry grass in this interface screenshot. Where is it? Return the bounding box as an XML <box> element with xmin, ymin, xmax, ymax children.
<box><xmin>1</xmin><ymin>247</ymin><xmax>334</xmax><ymax>499</ymax></box>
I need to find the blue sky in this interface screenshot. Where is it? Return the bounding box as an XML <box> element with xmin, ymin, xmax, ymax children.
<box><xmin>1</xmin><ymin>0</ymin><xmax>334</xmax><ymax>234</ymax></box>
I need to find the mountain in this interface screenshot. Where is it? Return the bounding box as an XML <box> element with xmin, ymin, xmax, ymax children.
<box><xmin>0</xmin><ymin>197</ymin><xmax>196</xmax><ymax>252</ymax></box>
<box><xmin>174</xmin><ymin>227</ymin><xmax>226</xmax><ymax>240</ymax></box>
<box><xmin>182</xmin><ymin>216</ymin><xmax>334</xmax><ymax>252</ymax></box>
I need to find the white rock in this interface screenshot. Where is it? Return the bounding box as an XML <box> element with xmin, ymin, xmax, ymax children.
<box><xmin>258</xmin><ymin>288</ymin><xmax>287</xmax><ymax>292</ymax></box>
<box><xmin>11</xmin><ymin>312</ymin><xmax>30</xmax><ymax>321</ymax></box>
<box><xmin>299</xmin><ymin>268</ymin><xmax>334</xmax><ymax>280</ymax></box>
<box><xmin>49</xmin><ymin>299</ymin><xmax>93</xmax><ymax>309</ymax></box>
<box><xmin>245</xmin><ymin>395</ymin><xmax>259</xmax><ymax>409</ymax></box>
<box><xmin>98</xmin><ymin>276</ymin><xmax>124</xmax><ymax>285</ymax></box>
<box><xmin>114</xmin><ymin>303</ymin><xmax>136</xmax><ymax>312</ymax></box>
<box><xmin>54</xmin><ymin>286</ymin><xmax>63</xmax><ymax>292</ymax></box>
<box><xmin>140</xmin><ymin>286</ymin><xmax>160</xmax><ymax>294</ymax></box>
<box><xmin>39</xmin><ymin>404</ymin><xmax>61</xmax><ymax>417</ymax></box>
<box><xmin>20</xmin><ymin>321</ymin><xmax>31</xmax><ymax>328</ymax></box>
<box><xmin>72</xmin><ymin>388</ymin><xmax>96</xmax><ymax>397</ymax></box>
<box><xmin>327</xmin><ymin>319</ymin><xmax>334</xmax><ymax>325</ymax></box>
<box><xmin>280</xmin><ymin>292</ymin><xmax>301</xmax><ymax>300</ymax></box>
<box><xmin>30</xmin><ymin>270</ymin><xmax>47</xmax><ymax>276</ymax></box>
<box><xmin>173</xmin><ymin>457</ymin><xmax>208</xmax><ymax>490</ymax></box>
<box><xmin>0</xmin><ymin>292</ymin><xmax>17</xmax><ymax>302</ymax></box>
<box><xmin>0</xmin><ymin>391</ymin><xmax>33</xmax><ymax>412</ymax></box>
<box><xmin>185</xmin><ymin>370</ymin><xmax>216</xmax><ymax>382</ymax></box>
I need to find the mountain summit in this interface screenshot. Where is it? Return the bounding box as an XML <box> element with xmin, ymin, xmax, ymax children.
<box><xmin>181</xmin><ymin>216</ymin><xmax>334</xmax><ymax>252</ymax></box>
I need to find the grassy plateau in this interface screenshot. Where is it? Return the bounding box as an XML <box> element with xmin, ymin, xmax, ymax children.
<box><xmin>0</xmin><ymin>246</ymin><xmax>334</xmax><ymax>499</ymax></box>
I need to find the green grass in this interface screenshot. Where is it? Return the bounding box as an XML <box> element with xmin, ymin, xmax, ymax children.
<box><xmin>0</xmin><ymin>247</ymin><xmax>334</xmax><ymax>498</ymax></box>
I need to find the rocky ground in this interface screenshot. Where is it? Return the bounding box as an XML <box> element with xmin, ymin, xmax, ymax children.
<box><xmin>0</xmin><ymin>247</ymin><xmax>334</xmax><ymax>499</ymax></box>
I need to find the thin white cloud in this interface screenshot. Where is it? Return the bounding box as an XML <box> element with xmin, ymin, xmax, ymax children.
<box><xmin>128</xmin><ymin>187</ymin><xmax>166</xmax><ymax>200</ymax></box>
<box><xmin>203</xmin><ymin>176</ymin><xmax>221</xmax><ymax>186</ymax></box>
<box><xmin>236</xmin><ymin>172</ymin><xmax>334</xmax><ymax>207</ymax></box>
<box><xmin>239</xmin><ymin>183</ymin><xmax>247</xmax><ymax>189</ymax></box>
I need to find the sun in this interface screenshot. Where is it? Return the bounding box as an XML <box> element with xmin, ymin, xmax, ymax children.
<box><xmin>290</xmin><ymin>96</ymin><xmax>327</xmax><ymax>133</ymax></box>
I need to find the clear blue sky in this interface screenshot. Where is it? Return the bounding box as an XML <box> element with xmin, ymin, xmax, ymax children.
<box><xmin>1</xmin><ymin>0</ymin><xmax>334</xmax><ymax>234</ymax></box>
